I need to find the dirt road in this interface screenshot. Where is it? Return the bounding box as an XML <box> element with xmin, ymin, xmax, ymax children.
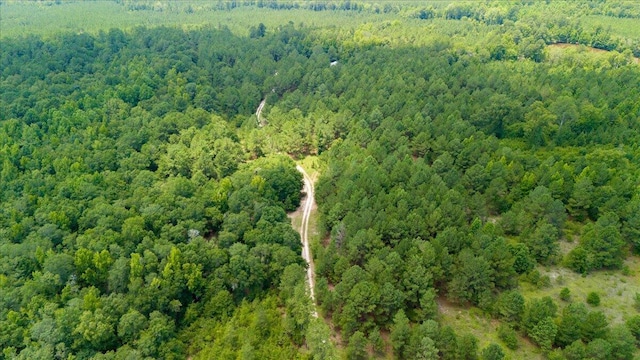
<box><xmin>296</xmin><ymin>165</ymin><xmax>318</xmax><ymax>318</ymax></box>
<box><xmin>256</xmin><ymin>97</ymin><xmax>317</xmax><ymax>317</ymax></box>
<box><xmin>255</xmin><ymin>99</ymin><xmax>266</xmax><ymax>126</ymax></box>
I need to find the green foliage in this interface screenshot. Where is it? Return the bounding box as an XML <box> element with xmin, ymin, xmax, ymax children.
<box><xmin>495</xmin><ymin>290</ymin><xmax>525</xmax><ymax>324</ymax></box>
<box><xmin>523</xmin><ymin>269</ymin><xmax>552</xmax><ymax>289</ymax></box>
<box><xmin>42</xmin><ymin>253</ymin><xmax>75</xmax><ymax>283</ymax></box>
<box><xmin>526</xmin><ymin>221</ymin><xmax>560</xmax><ymax>264</ymax></box>
<box><xmin>509</xmin><ymin>243</ymin><xmax>536</xmax><ymax>275</ymax></box>
<box><xmin>564</xmin><ymin>340</ymin><xmax>587</xmax><ymax>360</ymax></box>
<box><xmin>581</xmin><ymin>311</ymin><xmax>609</xmax><ymax>342</ymax></box>
<box><xmin>567</xmin><ymin>213</ymin><xmax>627</xmax><ymax>273</ymax></box>
<box><xmin>283</xmin><ymin>282</ymin><xmax>312</xmax><ymax>345</ymax></box>
<box><xmin>585</xmin><ymin>338</ymin><xmax>612</xmax><ymax>360</ymax></box>
<box><xmin>529</xmin><ymin>316</ymin><xmax>558</xmax><ymax>352</ymax></box>
<box><xmin>457</xmin><ymin>333</ymin><xmax>479</xmax><ymax>360</ymax></box>
<box><xmin>607</xmin><ymin>325</ymin><xmax>636</xmax><ymax>360</ymax></box>
<box><xmin>407</xmin><ymin>320</ymin><xmax>440</xmax><ymax>359</ymax></box>
<box><xmin>346</xmin><ymin>331</ymin><xmax>368</xmax><ymax>360</ymax></box>
<box><xmin>522</xmin><ymin>297</ymin><xmax>558</xmax><ymax>351</ymax></box>
<box><xmin>523</xmin><ymin>297</ymin><xmax>558</xmax><ymax>331</ymax></box>
<box><xmin>412</xmin><ymin>336</ymin><xmax>439</xmax><ymax>360</ymax></box>
<box><xmin>2</xmin><ymin>1</ymin><xmax>640</xmax><ymax>358</ymax></box>
<box><xmin>556</xmin><ymin>302</ymin><xmax>588</xmax><ymax>347</ymax></box>
<box><xmin>559</xmin><ymin>287</ymin><xmax>571</xmax><ymax>302</ymax></box>
<box><xmin>117</xmin><ymin>309</ymin><xmax>147</xmax><ymax>344</ymax></box>
<box><xmin>191</xmin><ymin>297</ymin><xmax>300</xmax><ymax>360</ymax></box>
<box><xmin>306</xmin><ymin>318</ymin><xmax>338</xmax><ymax>360</ymax></box>
<box><xmin>0</xmin><ymin>24</ymin><xmax>309</xmax><ymax>354</ymax></box>
<box><xmin>481</xmin><ymin>343</ymin><xmax>505</xmax><ymax>360</ymax></box>
<box><xmin>634</xmin><ymin>292</ymin><xmax>640</xmax><ymax>311</ymax></box>
<box><xmin>249</xmin><ymin>23</ymin><xmax>267</xmax><ymax>39</ymax></box>
<box><xmin>627</xmin><ymin>315</ymin><xmax>640</xmax><ymax>345</ymax></box>
<box><xmin>448</xmin><ymin>249</ymin><xmax>494</xmax><ymax>306</ymax></box>
<box><xmin>390</xmin><ymin>310</ymin><xmax>411</xmax><ymax>359</ymax></box>
<box><xmin>497</xmin><ymin>324</ymin><xmax>519</xmax><ymax>350</ymax></box>
<box><xmin>368</xmin><ymin>327</ymin><xmax>385</xmax><ymax>355</ymax></box>
<box><xmin>587</xmin><ymin>292</ymin><xmax>601</xmax><ymax>306</ymax></box>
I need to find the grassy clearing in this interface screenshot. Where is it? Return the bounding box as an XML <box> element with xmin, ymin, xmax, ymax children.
<box><xmin>438</xmin><ymin>298</ymin><xmax>545</xmax><ymax>360</ymax></box>
<box><xmin>439</xmin><ymin>226</ymin><xmax>640</xmax><ymax>357</ymax></box>
<box><xmin>549</xmin><ymin>43</ymin><xmax>614</xmax><ymax>56</ymax></box>
<box><xmin>547</xmin><ymin>43</ymin><xmax>640</xmax><ymax>65</ymax></box>
<box><xmin>523</xmin><ymin>223</ymin><xmax>640</xmax><ymax>326</ymax></box>
<box><xmin>521</xmin><ymin>255</ymin><xmax>640</xmax><ymax>326</ymax></box>
<box><xmin>583</xmin><ymin>15</ymin><xmax>640</xmax><ymax>40</ymax></box>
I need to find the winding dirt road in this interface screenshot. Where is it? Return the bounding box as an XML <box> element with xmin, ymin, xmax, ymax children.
<box><xmin>255</xmin><ymin>99</ymin><xmax>266</xmax><ymax>126</ymax></box>
<box><xmin>296</xmin><ymin>165</ymin><xmax>318</xmax><ymax>318</ymax></box>
<box><xmin>256</xmin><ymin>97</ymin><xmax>317</xmax><ymax>317</ymax></box>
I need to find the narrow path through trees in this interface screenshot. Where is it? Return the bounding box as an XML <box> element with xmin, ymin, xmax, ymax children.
<box><xmin>255</xmin><ymin>89</ymin><xmax>318</xmax><ymax>317</ymax></box>
<box><xmin>255</xmin><ymin>98</ymin><xmax>266</xmax><ymax>127</ymax></box>
<box><xmin>296</xmin><ymin>165</ymin><xmax>318</xmax><ymax>318</ymax></box>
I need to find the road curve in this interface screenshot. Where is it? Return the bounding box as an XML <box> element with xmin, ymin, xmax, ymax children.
<box><xmin>255</xmin><ymin>99</ymin><xmax>266</xmax><ymax>126</ymax></box>
<box><xmin>256</xmin><ymin>97</ymin><xmax>317</xmax><ymax>316</ymax></box>
<box><xmin>296</xmin><ymin>165</ymin><xmax>318</xmax><ymax>318</ymax></box>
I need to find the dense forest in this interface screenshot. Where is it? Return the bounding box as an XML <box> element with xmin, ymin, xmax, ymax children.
<box><xmin>1</xmin><ymin>1</ymin><xmax>640</xmax><ymax>359</ymax></box>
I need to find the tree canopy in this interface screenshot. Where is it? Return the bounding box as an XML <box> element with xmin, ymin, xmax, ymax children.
<box><xmin>2</xmin><ymin>0</ymin><xmax>640</xmax><ymax>359</ymax></box>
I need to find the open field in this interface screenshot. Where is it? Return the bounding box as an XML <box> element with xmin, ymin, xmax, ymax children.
<box><xmin>583</xmin><ymin>15</ymin><xmax>640</xmax><ymax>40</ymax></box>
<box><xmin>439</xmin><ymin>297</ymin><xmax>545</xmax><ymax>360</ymax></box>
<box><xmin>548</xmin><ymin>43</ymin><xmax>640</xmax><ymax>64</ymax></box>
<box><xmin>438</xmin><ymin>255</ymin><xmax>640</xmax><ymax>358</ymax></box>
<box><xmin>522</xmin><ymin>255</ymin><xmax>640</xmax><ymax>326</ymax></box>
<box><xmin>0</xmin><ymin>1</ymin><xmax>391</xmax><ymax>39</ymax></box>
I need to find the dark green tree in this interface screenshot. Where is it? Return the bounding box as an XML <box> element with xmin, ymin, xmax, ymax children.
<box><xmin>497</xmin><ymin>324</ymin><xmax>518</xmax><ymax>350</ymax></box>
<box><xmin>481</xmin><ymin>343</ymin><xmax>505</xmax><ymax>360</ymax></box>
<box><xmin>627</xmin><ymin>315</ymin><xmax>640</xmax><ymax>345</ymax></box>
<box><xmin>581</xmin><ymin>311</ymin><xmax>608</xmax><ymax>342</ymax></box>
<box><xmin>458</xmin><ymin>333</ymin><xmax>479</xmax><ymax>360</ymax></box>
<box><xmin>587</xmin><ymin>292</ymin><xmax>601</xmax><ymax>307</ymax></box>
<box><xmin>346</xmin><ymin>331</ymin><xmax>368</xmax><ymax>360</ymax></box>
<box><xmin>607</xmin><ymin>325</ymin><xmax>636</xmax><ymax>360</ymax></box>
<box><xmin>495</xmin><ymin>290</ymin><xmax>525</xmax><ymax>323</ymax></box>
<box><xmin>556</xmin><ymin>303</ymin><xmax>587</xmax><ymax>347</ymax></box>
<box><xmin>390</xmin><ymin>310</ymin><xmax>411</xmax><ymax>359</ymax></box>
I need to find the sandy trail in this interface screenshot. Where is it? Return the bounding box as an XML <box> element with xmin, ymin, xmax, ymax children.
<box><xmin>296</xmin><ymin>165</ymin><xmax>318</xmax><ymax>318</ymax></box>
<box><xmin>256</xmin><ymin>99</ymin><xmax>266</xmax><ymax>126</ymax></box>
